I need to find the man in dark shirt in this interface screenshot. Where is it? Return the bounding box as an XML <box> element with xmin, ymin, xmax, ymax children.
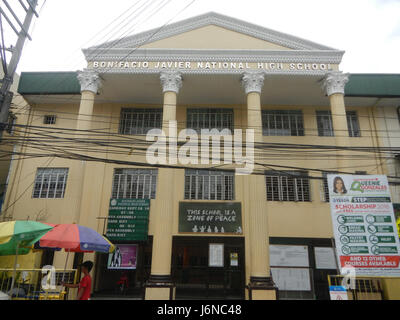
<box><xmin>62</xmin><ymin>261</ymin><xmax>93</xmax><ymax>300</ymax></box>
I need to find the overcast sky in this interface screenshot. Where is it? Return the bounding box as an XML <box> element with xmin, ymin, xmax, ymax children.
<box><xmin>3</xmin><ymin>0</ymin><xmax>400</xmax><ymax>74</ymax></box>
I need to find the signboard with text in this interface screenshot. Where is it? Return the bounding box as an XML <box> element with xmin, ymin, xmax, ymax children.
<box><xmin>106</xmin><ymin>199</ymin><xmax>150</xmax><ymax>241</ymax></box>
<box><xmin>329</xmin><ymin>286</ymin><xmax>348</xmax><ymax>300</ymax></box>
<box><xmin>270</xmin><ymin>245</ymin><xmax>309</xmax><ymax>267</ymax></box>
<box><xmin>179</xmin><ymin>202</ymin><xmax>242</xmax><ymax>234</ymax></box>
<box><xmin>90</xmin><ymin>60</ymin><xmax>338</xmax><ymax>73</ymax></box>
<box><xmin>328</xmin><ymin>175</ymin><xmax>400</xmax><ymax>276</ymax></box>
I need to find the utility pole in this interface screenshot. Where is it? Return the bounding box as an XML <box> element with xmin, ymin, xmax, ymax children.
<box><xmin>0</xmin><ymin>0</ymin><xmax>39</xmax><ymax>137</ymax></box>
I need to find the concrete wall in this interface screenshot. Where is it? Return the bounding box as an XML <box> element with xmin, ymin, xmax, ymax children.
<box><xmin>0</xmin><ymin>102</ymin><xmax>383</xmax><ymax>274</ymax></box>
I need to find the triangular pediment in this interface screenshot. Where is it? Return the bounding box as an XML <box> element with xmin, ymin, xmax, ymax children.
<box><xmin>86</xmin><ymin>12</ymin><xmax>337</xmax><ymax>52</ymax></box>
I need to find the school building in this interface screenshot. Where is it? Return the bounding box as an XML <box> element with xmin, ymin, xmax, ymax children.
<box><xmin>1</xmin><ymin>12</ymin><xmax>400</xmax><ymax>300</ymax></box>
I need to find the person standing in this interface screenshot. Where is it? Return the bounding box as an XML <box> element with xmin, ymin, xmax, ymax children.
<box><xmin>62</xmin><ymin>261</ymin><xmax>93</xmax><ymax>300</ymax></box>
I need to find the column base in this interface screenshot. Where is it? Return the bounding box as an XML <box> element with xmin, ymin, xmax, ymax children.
<box><xmin>246</xmin><ymin>277</ymin><xmax>278</xmax><ymax>300</ymax></box>
<box><xmin>144</xmin><ymin>275</ymin><xmax>176</xmax><ymax>300</ymax></box>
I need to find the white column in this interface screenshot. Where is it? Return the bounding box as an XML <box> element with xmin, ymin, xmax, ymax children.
<box><xmin>241</xmin><ymin>71</ymin><xmax>276</xmax><ymax>300</ymax></box>
<box><xmin>322</xmin><ymin>71</ymin><xmax>350</xmax><ymax>169</ymax></box>
<box><xmin>146</xmin><ymin>71</ymin><xmax>182</xmax><ymax>300</ymax></box>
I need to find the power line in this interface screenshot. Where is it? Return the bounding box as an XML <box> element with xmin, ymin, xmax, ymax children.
<box><xmin>9</xmin><ymin>0</ymin><xmax>193</xmax><ymax>116</ymax></box>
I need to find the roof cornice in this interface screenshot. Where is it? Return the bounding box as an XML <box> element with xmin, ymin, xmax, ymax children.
<box><xmin>84</xmin><ymin>12</ymin><xmax>340</xmax><ymax>55</ymax></box>
<box><xmin>83</xmin><ymin>48</ymin><xmax>345</xmax><ymax>65</ymax></box>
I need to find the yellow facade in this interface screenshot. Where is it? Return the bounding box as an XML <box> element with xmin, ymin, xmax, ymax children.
<box><xmin>1</xmin><ymin>12</ymin><xmax>399</xmax><ymax>300</ymax></box>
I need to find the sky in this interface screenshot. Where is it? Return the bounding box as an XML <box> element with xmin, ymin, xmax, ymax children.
<box><xmin>2</xmin><ymin>0</ymin><xmax>400</xmax><ymax>74</ymax></box>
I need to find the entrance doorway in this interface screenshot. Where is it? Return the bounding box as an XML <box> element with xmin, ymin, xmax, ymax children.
<box><xmin>93</xmin><ymin>238</ymin><xmax>153</xmax><ymax>298</ymax></box>
<box><xmin>172</xmin><ymin>236</ymin><xmax>245</xmax><ymax>300</ymax></box>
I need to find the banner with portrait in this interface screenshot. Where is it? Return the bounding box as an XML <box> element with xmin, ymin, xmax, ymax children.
<box><xmin>328</xmin><ymin>174</ymin><xmax>400</xmax><ymax>276</ymax></box>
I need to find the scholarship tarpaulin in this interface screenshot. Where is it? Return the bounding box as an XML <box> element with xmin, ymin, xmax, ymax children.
<box><xmin>328</xmin><ymin>174</ymin><xmax>400</xmax><ymax>276</ymax></box>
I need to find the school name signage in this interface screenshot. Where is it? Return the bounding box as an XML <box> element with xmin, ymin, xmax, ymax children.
<box><xmin>106</xmin><ymin>199</ymin><xmax>150</xmax><ymax>241</ymax></box>
<box><xmin>90</xmin><ymin>60</ymin><xmax>337</xmax><ymax>72</ymax></box>
<box><xmin>179</xmin><ymin>202</ymin><xmax>242</xmax><ymax>234</ymax></box>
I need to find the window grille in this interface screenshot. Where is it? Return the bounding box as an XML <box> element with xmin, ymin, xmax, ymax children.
<box><xmin>44</xmin><ymin>115</ymin><xmax>56</xmax><ymax>125</ymax></box>
<box><xmin>316</xmin><ymin>111</ymin><xmax>334</xmax><ymax>137</ymax></box>
<box><xmin>262</xmin><ymin>110</ymin><xmax>304</xmax><ymax>136</ymax></box>
<box><xmin>184</xmin><ymin>169</ymin><xmax>235</xmax><ymax>200</ymax></box>
<box><xmin>265</xmin><ymin>171</ymin><xmax>311</xmax><ymax>202</ymax></box>
<box><xmin>6</xmin><ymin>114</ymin><xmax>16</xmax><ymax>135</ymax></box>
<box><xmin>186</xmin><ymin>108</ymin><xmax>234</xmax><ymax>133</ymax></box>
<box><xmin>112</xmin><ymin>169</ymin><xmax>158</xmax><ymax>199</ymax></box>
<box><xmin>322</xmin><ymin>172</ymin><xmax>337</xmax><ymax>203</ymax></box>
<box><xmin>33</xmin><ymin>168</ymin><xmax>68</xmax><ymax>199</ymax></box>
<box><xmin>119</xmin><ymin>108</ymin><xmax>162</xmax><ymax>135</ymax></box>
<box><xmin>355</xmin><ymin>171</ymin><xmax>367</xmax><ymax>175</ymax></box>
<box><xmin>346</xmin><ymin>111</ymin><xmax>361</xmax><ymax>137</ymax></box>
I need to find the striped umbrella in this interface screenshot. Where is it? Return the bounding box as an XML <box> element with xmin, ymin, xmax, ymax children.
<box><xmin>0</xmin><ymin>221</ymin><xmax>54</xmax><ymax>296</ymax></box>
<box><xmin>38</xmin><ymin>224</ymin><xmax>115</xmax><ymax>285</ymax></box>
<box><xmin>0</xmin><ymin>221</ymin><xmax>54</xmax><ymax>256</ymax></box>
<box><xmin>38</xmin><ymin>224</ymin><xmax>115</xmax><ymax>253</ymax></box>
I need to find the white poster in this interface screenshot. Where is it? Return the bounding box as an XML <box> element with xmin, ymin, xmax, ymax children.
<box><xmin>271</xmin><ymin>268</ymin><xmax>311</xmax><ymax>291</ymax></box>
<box><xmin>329</xmin><ymin>286</ymin><xmax>349</xmax><ymax>300</ymax></box>
<box><xmin>209</xmin><ymin>244</ymin><xmax>224</xmax><ymax>267</ymax></box>
<box><xmin>328</xmin><ymin>174</ymin><xmax>400</xmax><ymax>276</ymax></box>
<box><xmin>315</xmin><ymin>247</ymin><xmax>337</xmax><ymax>270</ymax></box>
<box><xmin>270</xmin><ymin>245</ymin><xmax>309</xmax><ymax>267</ymax></box>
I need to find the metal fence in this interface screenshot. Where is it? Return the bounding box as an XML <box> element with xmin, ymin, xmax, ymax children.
<box><xmin>0</xmin><ymin>268</ymin><xmax>78</xmax><ymax>300</ymax></box>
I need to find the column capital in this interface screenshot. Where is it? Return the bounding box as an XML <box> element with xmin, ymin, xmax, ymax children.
<box><xmin>160</xmin><ymin>71</ymin><xmax>183</xmax><ymax>94</ymax></box>
<box><xmin>241</xmin><ymin>71</ymin><xmax>265</xmax><ymax>95</ymax></box>
<box><xmin>322</xmin><ymin>71</ymin><xmax>350</xmax><ymax>96</ymax></box>
<box><xmin>77</xmin><ymin>69</ymin><xmax>102</xmax><ymax>94</ymax></box>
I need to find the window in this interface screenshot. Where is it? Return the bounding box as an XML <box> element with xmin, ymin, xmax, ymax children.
<box><xmin>316</xmin><ymin>111</ymin><xmax>334</xmax><ymax>137</ymax></box>
<box><xmin>355</xmin><ymin>171</ymin><xmax>367</xmax><ymax>175</ymax></box>
<box><xmin>6</xmin><ymin>114</ymin><xmax>16</xmax><ymax>135</ymax></box>
<box><xmin>265</xmin><ymin>171</ymin><xmax>311</xmax><ymax>202</ymax></box>
<box><xmin>43</xmin><ymin>115</ymin><xmax>56</xmax><ymax>125</ymax></box>
<box><xmin>112</xmin><ymin>169</ymin><xmax>158</xmax><ymax>199</ymax></box>
<box><xmin>119</xmin><ymin>108</ymin><xmax>162</xmax><ymax>135</ymax></box>
<box><xmin>347</xmin><ymin>111</ymin><xmax>361</xmax><ymax>137</ymax></box>
<box><xmin>262</xmin><ymin>110</ymin><xmax>304</xmax><ymax>136</ymax></box>
<box><xmin>184</xmin><ymin>169</ymin><xmax>234</xmax><ymax>200</ymax></box>
<box><xmin>33</xmin><ymin>168</ymin><xmax>68</xmax><ymax>199</ymax></box>
<box><xmin>187</xmin><ymin>108</ymin><xmax>234</xmax><ymax>133</ymax></box>
<box><xmin>322</xmin><ymin>172</ymin><xmax>337</xmax><ymax>203</ymax></box>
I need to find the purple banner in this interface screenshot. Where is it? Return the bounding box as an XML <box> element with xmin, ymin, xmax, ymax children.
<box><xmin>108</xmin><ymin>245</ymin><xmax>138</xmax><ymax>270</ymax></box>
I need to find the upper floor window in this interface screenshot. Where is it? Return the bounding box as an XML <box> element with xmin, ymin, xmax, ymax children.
<box><xmin>33</xmin><ymin>168</ymin><xmax>68</xmax><ymax>199</ymax></box>
<box><xmin>187</xmin><ymin>108</ymin><xmax>234</xmax><ymax>133</ymax></box>
<box><xmin>119</xmin><ymin>108</ymin><xmax>162</xmax><ymax>135</ymax></box>
<box><xmin>316</xmin><ymin>111</ymin><xmax>334</xmax><ymax>137</ymax></box>
<box><xmin>184</xmin><ymin>169</ymin><xmax>234</xmax><ymax>200</ymax></box>
<box><xmin>44</xmin><ymin>115</ymin><xmax>57</xmax><ymax>125</ymax></box>
<box><xmin>266</xmin><ymin>171</ymin><xmax>311</xmax><ymax>202</ymax></box>
<box><xmin>112</xmin><ymin>169</ymin><xmax>158</xmax><ymax>199</ymax></box>
<box><xmin>262</xmin><ymin>110</ymin><xmax>304</xmax><ymax>136</ymax></box>
<box><xmin>347</xmin><ymin>111</ymin><xmax>361</xmax><ymax>137</ymax></box>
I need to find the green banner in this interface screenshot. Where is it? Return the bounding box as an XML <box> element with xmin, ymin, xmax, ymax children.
<box><xmin>179</xmin><ymin>202</ymin><xmax>242</xmax><ymax>234</ymax></box>
<box><xmin>351</xmin><ymin>197</ymin><xmax>392</xmax><ymax>203</ymax></box>
<box><xmin>106</xmin><ymin>199</ymin><xmax>150</xmax><ymax>241</ymax></box>
<box><xmin>340</xmin><ymin>236</ymin><xmax>367</xmax><ymax>244</ymax></box>
<box><xmin>341</xmin><ymin>246</ymin><xmax>369</xmax><ymax>255</ymax></box>
<box><xmin>337</xmin><ymin>215</ymin><xmax>364</xmax><ymax>224</ymax></box>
